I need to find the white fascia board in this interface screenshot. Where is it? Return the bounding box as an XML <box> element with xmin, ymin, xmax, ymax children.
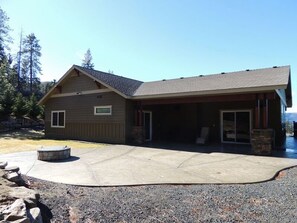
<box><xmin>275</xmin><ymin>89</ymin><xmax>287</xmax><ymax>107</ymax></box>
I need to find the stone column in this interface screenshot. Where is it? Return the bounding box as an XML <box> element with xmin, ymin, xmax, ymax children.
<box><xmin>251</xmin><ymin>129</ymin><xmax>274</xmax><ymax>155</ymax></box>
<box><xmin>131</xmin><ymin>126</ymin><xmax>144</xmax><ymax>145</ymax></box>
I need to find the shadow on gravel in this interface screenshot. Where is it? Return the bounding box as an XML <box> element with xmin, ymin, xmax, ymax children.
<box><xmin>38</xmin><ymin>201</ymin><xmax>53</xmax><ymax>223</ymax></box>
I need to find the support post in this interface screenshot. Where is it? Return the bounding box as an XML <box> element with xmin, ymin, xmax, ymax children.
<box><xmin>262</xmin><ymin>98</ymin><xmax>268</xmax><ymax>129</ymax></box>
<box><xmin>255</xmin><ymin>98</ymin><xmax>260</xmax><ymax>128</ymax></box>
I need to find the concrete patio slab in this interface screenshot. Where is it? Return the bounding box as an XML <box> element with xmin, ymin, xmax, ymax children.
<box><xmin>0</xmin><ymin>145</ymin><xmax>297</xmax><ymax>186</ymax></box>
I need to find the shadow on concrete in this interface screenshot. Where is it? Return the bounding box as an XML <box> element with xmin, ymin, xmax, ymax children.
<box><xmin>273</xmin><ymin>136</ymin><xmax>297</xmax><ymax>159</ymax></box>
<box><xmin>44</xmin><ymin>156</ymin><xmax>80</xmax><ymax>163</ymax></box>
<box><xmin>143</xmin><ymin>136</ymin><xmax>297</xmax><ymax>159</ymax></box>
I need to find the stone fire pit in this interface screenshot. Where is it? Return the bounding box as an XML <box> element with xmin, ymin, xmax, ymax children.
<box><xmin>37</xmin><ymin>146</ymin><xmax>71</xmax><ymax>161</ymax></box>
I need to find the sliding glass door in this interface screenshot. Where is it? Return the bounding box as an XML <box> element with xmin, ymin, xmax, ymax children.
<box><xmin>221</xmin><ymin>110</ymin><xmax>251</xmax><ymax>143</ymax></box>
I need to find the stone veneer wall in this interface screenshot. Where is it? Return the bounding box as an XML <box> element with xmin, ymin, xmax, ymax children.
<box><xmin>131</xmin><ymin>126</ymin><xmax>144</xmax><ymax>145</ymax></box>
<box><xmin>251</xmin><ymin>129</ymin><xmax>274</xmax><ymax>155</ymax></box>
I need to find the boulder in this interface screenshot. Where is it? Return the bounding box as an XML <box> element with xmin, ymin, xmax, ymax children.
<box><xmin>9</xmin><ymin>186</ymin><xmax>40</xmax><ymax>209</ymax></box>
<box><xmin>4</xmin><ymin>171</ymin><xmax>20</xmax><ymax>182</ymax></box>
<box><xmin>0</xmin><ymin>161</ymin><xmax>8</xmax><ymax>169</ymax></box>
<box><xmin>27</xmin><ymin>207</ymin><xmax>43</xmax><ymax>223</ymax></box>
<box><xmin>5</xmin><ymin>166</ymin><xmax>20</xmax><ymax>173</ymax></box>
<box><xmin>2</xmin><ymin>198</ymin><xmax>30</xmax><ymax>223</ymax></box>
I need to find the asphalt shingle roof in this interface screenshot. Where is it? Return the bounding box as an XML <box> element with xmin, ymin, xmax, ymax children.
<box><xmin>75</xmin><ymin>65</ymin><xmax>143</xmax><ymax>97</ymax></box>
<box><xmin>75</xmin><ymin>65</ymin><xmax>290</xmax><ymax>98</ymax></box>
<box><xmin>133</xmin><ymin>66</ymin><xmax>290</xmax><ymax>97</ymax></box>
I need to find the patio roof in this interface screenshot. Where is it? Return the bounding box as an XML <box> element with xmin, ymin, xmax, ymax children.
<box><xmin>133</xmin><ymin>66</ymin><xmax>291</xmax><ymax>102</ymax></box>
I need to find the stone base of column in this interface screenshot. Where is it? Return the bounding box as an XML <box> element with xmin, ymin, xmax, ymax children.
<box><xmin>131</xmin><ymin>126</ymin><xmax>144</xmax><ymax>145</ymax></box>
<box><xmin>251</xmin><ymin>129</ymin><xmax>274</xmax><ymax>155</ymax></box>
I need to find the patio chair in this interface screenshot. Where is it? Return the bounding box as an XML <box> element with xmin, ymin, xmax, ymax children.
<box><xmin>196</xmin><ymin>127</ymin><xmax>210</xmax><ymax>144</ymax></box>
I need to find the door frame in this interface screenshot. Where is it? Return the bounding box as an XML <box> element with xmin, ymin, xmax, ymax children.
<box><xmin>220</xmin><ymin>110</ymin><xmax>252</xmax><ymax>144</ymax></box>
<box><xmin>143</xmin><ymin>111</ymin><xmax>152</xmax><ymax>141</ymax></box>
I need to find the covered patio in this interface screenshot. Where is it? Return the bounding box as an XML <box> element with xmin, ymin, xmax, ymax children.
<box><xmin>133</xmin><ymin>92</ymin><xmax>284</xmax><ymax>150</ymax></box>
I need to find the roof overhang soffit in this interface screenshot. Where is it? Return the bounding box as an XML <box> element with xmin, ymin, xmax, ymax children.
<box><xmin>275</xmin><ymin>89</ymin><xmax>287</xmax><ymax>107</ymax></box>
<box><xmin>285</xmin><ymin>70</ymin><xmax>292</xmax><ymax>107</ymax></box>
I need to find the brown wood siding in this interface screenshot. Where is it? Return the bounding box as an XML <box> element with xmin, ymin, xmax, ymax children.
<box><xmin>45</xmin><ymin>91</ymin><xmax>126</xmax><ymax>143</ymax></box>
<box><xmin>60</xmin><ymin>71</ymin><xmax>105</xmax><ymax>94</ymax></box>
<box><xmin>125</xmin><ymin>100</ymin><xmax>136</xmax><ymax>143</ymax></box>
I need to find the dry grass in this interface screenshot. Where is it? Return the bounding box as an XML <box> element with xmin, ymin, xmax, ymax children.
<box><xmin>0</xmin><ymin>129</ymin><xmax>105</xmax><ymax>154</ymax></box>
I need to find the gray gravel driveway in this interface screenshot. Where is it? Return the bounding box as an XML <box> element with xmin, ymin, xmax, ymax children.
<box><xmin>30</xmin><ymin>167</ymin><xmax>297</xmax><ymax>222</ymax></box>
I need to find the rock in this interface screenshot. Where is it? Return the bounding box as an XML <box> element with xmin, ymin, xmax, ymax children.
<box><xmin>9</xmin><ymin>186</ymin><xmax>40</xmax><ymax>209</ymax></box>
<box><xmin>2</xmin><ymin>198</ymin><xmax>30</xmax><ymax>223</ymax></box>
<box><xmin>3</xmin><ymin>171</ymin><xmax>26</xmax><ymax>186</ymax></box>
<box><xmin>0</xmin><ymin>161</ymin><xmax>8</xmax><ymax>169</ymax></box>
<box><xmin>5</xmin><ymin>166</ymin><xmax>20</xmax><ymax>173</ymax></box>
<box><xmin>27</xmin><ymin>207</ymin><xmax>43</xmax><ymax>223</ymax></box>
<box><xmin>4</xmin><ymin>171</ymin><xmax>20</xmax><ymax>182</ymax></box>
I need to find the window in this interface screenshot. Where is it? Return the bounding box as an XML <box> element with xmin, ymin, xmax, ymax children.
<box><xmin>51</xmin><ymin>111</ymin><xmax>65</xmax><ymax>128</ymax></box>
<box><xmin>94</xmin><ymin>105</ymin><xmax>112</xmax><ymax>115</ymax></box>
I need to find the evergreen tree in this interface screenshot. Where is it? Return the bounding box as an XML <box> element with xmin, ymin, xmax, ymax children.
<box><xmin>0</xmin><ymin>7</ymin><xmax>12</xmax><ymax>62</ymax></box>
<box><xmin>40</xmin><ymin>79</ymin><xmax>56</xmax><ymax>95</ymax></box>
<box><xmin>13</xmin><ymin>93</ymin><xmax>28</xmax><ymax>118</ymax></box>
<box><xmin>22</xmin><ymin>33</ymin><xmax>42</xmax><ymax>93</ymax></box>
<box><xmin>0</xmin><ymin>61</ymin><xmax>15</xmax><ymax>119</ymax></box>
<box><xmin>26</xmin><ymin>94</ymin><xmax>42</xmax><ymax>119</ymax></box>
<box><xmin>7</xmin><ymin>64</ymin><xmax>19</xmax><ymax>89</ymax></box>
<box><xmin>81</xmin><ymin>48</ymin><xmax>94</xmax><ymax>69</ymax></box>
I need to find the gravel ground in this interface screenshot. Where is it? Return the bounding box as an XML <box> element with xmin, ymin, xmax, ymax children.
<box><xmin>27</xmin><ymin>167</ymin><xmax>297</xmax><ymax>223</ymax></box>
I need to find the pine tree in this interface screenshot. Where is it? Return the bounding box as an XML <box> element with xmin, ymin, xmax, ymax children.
<box><xmin>0</xmin><ymin>61</ymin><xmax>15</xmax><ymax>119</ymax></box>
<box><xmin>22</xmin><ymin>33</ymin><xmax>42</xmax><ymax>93</ymax></box>
<box><xmin>81</xmin><ymin>48</ymin><xmax>94</xmax><ymax>69</ymax></box>
<box><xmin>26</xmin><ymin>94</ymin><xmax>42</xmax><ymax>119</ymax></box>
<box><xmin>0</xmin><ymin>7</ymin><xmax>12</xmax><ymax>62</ymax></box>
<box><xmin>13</xmin><ymin>93</ymin><xmax>28</xmax><ymax>118</ymax></box>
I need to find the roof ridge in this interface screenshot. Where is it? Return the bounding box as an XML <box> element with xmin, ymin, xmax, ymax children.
<box><xmin>73</xmin><ymin>64</ymin><xmax>143</xmax><ymax>83</ymax></box>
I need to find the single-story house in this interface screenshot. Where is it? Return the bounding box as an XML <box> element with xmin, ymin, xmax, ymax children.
<box><xmin>39</xmin><ymin>65</ymin><xmax>292</xmax><ymax>150</ymax></box>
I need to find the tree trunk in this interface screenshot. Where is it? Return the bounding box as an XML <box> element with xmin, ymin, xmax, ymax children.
<box><xmin>30</xmin><ymin>46</ymin><xmax>33</xmax><ymax>93</ymax></box>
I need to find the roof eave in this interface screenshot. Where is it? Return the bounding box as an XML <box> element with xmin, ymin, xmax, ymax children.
<box><xmin>131</xmin><ymin>85</ymin><xmax>287</xmax><ymax>100</ymax></box>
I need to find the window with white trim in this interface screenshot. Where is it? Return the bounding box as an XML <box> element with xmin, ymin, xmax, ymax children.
<box><xmin>94</xmin><ymin>105</ymin><xmax>112</xmax><ymax>115</ymax></box>
<box><xmin>51</xmin><ymin>111</ymin><xmax>65</xmax><ymax>128</ymax></box>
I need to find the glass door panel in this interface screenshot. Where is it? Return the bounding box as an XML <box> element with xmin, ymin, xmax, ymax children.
<box><xmin>236</xmin><ymin>112</ymin><xmax>250</xmax><ymax>143</ymax></box>
<box><xmin>222</xmin><ymin>112</ymin><xmax>236</xmax><ymax>142</ymax></box>
<box><xmin>143</xmin><ymin>112</ymin><xmax>152</xmax><ymax>141</ymax></box>
<box><xmin>221</xmin><ymin>111</ymin><xmax>251</xmax><ymax>143</ymax></box>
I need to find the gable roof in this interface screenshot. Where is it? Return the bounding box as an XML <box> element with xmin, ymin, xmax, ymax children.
<box><xmin>74</xmin><ymin>65</ymin><xmax>143</xmax><ymax>97</ymax></box>
<box><xmin>133</xmin><ymin>66</ymin><xmax>291</xmax><ymax>99</ymax></box>
<box><xmin>38</xmin><ymin>65</ymin><xmax>143</xmax><ymax>105</ymax></box>
<box><xmin>39</xmin><ymin>65</ymin><xmax>292</xmax><ymax>107</ymax></box>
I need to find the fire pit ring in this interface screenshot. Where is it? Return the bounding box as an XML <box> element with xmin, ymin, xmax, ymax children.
<box><xmin>37</xmin><ymin>146</ymin><xmax>71</xmax><ymax>161</ymax></box>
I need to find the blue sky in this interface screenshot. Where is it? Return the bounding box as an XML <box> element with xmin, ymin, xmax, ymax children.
<box><xmin>2</xmin><ymin>0</ymin><xmax>297</xmax><ymax>112</ymax></box>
